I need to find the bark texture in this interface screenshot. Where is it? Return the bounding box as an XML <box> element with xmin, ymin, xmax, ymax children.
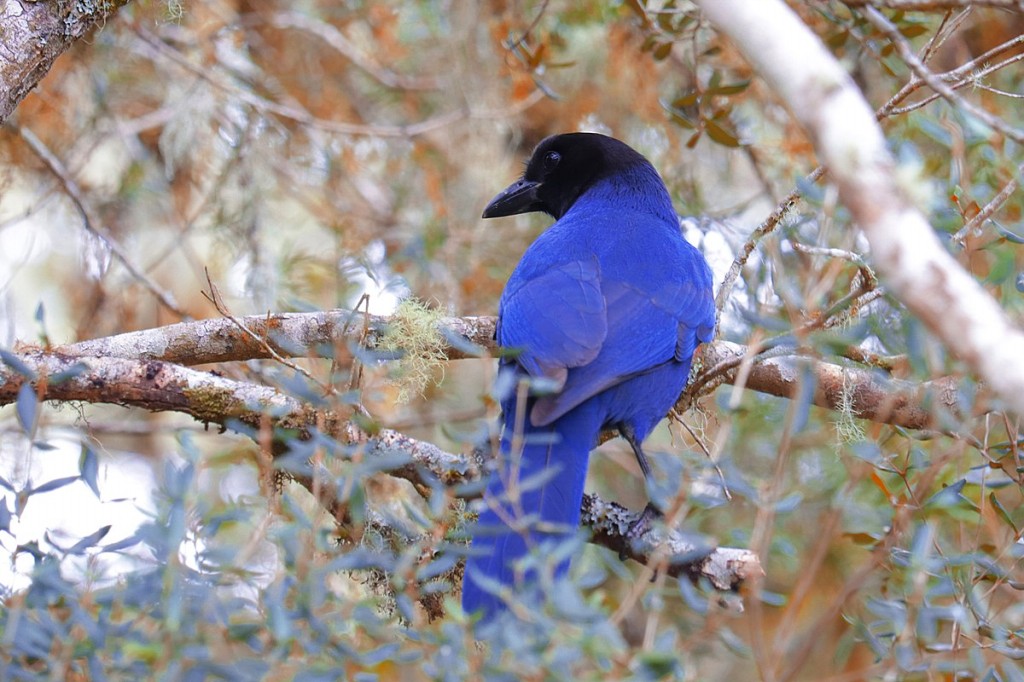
<box><xmin>0</xmin><ymin>0</ymin><xmax>130</xmax><ymax>124</ymax></box>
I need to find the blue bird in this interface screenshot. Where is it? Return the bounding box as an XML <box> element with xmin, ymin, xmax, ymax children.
<box><xmin>462</xmin><ymin>132</ymin><xmax>715</xmax><ymax>621</ymax></box>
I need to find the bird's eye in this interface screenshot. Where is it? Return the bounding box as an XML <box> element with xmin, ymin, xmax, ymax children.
<box><xmin>543</xmin><ymin>151</ymin><xmax>561</xmax><ymax>170</ymax></box>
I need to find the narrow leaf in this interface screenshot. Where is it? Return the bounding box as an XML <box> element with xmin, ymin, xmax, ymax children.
<box><xmin>30</xmin><ymin>476</ymin><xmax>80</xmax><ymax>495</ymax></box>
<box><xmin>924</xmin><ymin>479</ymin><xmax>966</xmax><ymax>508</ymax></box>
<box><xmin>50</xmin><ymin>363</ymin><xmax>88</xmax><ymax>384</ymax></box>
<box><xmin>704</xmin><ymin>118</ymin><xmax>741</xmax><ymax>147</ymax></box>
<box><xmin>670</xmin><ymin>111</ymin><xmax>696</xmax><ymax>130</ymax></box>
<box><xmin>0</xmin><ymin>350</ymin><xmax>36</xmax><ymax>379</ymax></box>
<box><xmin>900</xmin><ymin>24</ymin><xmax>928</xmax><ymax>38</ymax></box>
<box><xmin>708</xmin><ymin>80</ymin><xmax>750</xmax><ymax>96</ymax></box>
<box><xmin>0</xmin><ymin>500</ymin><xmax>11</xmax><ymax>534</ymax></box>
<box><xmin>16</xmin><ymin>384</ymin><xmax>37</xmax><ymax>433</ymax></box>
<box><xmin>994</xmin><ymin>222</ymin><xmax>1024</xmax><ymax>244</ymax></box>
<box><xmin>102</xmin><ymin>533</ymin><xmax>144</xmax><ymax>553</ymax></box>
<box><xmin>67</xmin><ymin>526</ymin><xmax>112</xmax><ymax>555</ymax></box>
<box><xmin>80</xmin><ymin>445</ymin><xmax>101</xmax><ymax>498</ymax></box>
<box><xmin>990</xmin><ymin>493</ymin><xmax>1019</xmax><ymax>534</ymax></box>
<box><xmin>671</xmin><ymin>92</ymin><xmax>699</xmax><ymax>109</ymax></box>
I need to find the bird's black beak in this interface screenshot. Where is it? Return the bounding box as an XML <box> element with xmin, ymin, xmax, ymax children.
<box><xmin>482</xmin><ymin>178</ymin><xmax>542</xmax><ymax>219</ymax></box>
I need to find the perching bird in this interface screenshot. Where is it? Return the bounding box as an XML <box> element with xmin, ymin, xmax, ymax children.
<box><xmin>462</xmin><ymin>132</ymin><xmax>715</xmax><ymax>621</ymax></box>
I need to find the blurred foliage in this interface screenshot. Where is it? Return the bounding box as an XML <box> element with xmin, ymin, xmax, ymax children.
<box><xmin>0</xmin><ymin>0</ymin><xmax>1023</xmax><ymax>679</ymax></box>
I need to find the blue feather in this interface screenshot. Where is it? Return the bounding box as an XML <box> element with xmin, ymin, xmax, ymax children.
<box><xmin>464</xmin><ymin>133</ymin><xmax>715</xmax><ymax>622</ymax></box>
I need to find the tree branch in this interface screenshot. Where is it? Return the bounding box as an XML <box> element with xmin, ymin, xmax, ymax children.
<box><xmin>843</xmin><ymin>0</ymin><xmax>1024</xmax><ymax>9</ymax></box>
<box><xmin>861</xmin><ymin>7</ymin><xmax>1024</xmax><ymax>146</ymax></box>
<box><xmin>698</xmin><ymin>340</ymin><xmax>963</xmax><ymax>431</ymax></box>
<box><xmin>0</xmin><ymin>349</ymin><xmax>759</xmax><ymax>590</ymax></box>
<box><xmin>0</xmin><ymin>1</ymin><xmax>133</xmax><ymax>124</ymax></box>
<box><xmin>695</xmin><ymin>0</ymin><xmax>1024</xmax><ymax>418</ymax></box>
<box><xmin>12</xmin><ymin>124</ymin><xmax>186</xmax><ymax>317</ymax></box>
<box><xmin>60</xmin><ymin>310</ymin><xmax>962</xmax><ymax>430</ymax></box>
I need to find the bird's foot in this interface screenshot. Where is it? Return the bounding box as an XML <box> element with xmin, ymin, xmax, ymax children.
<box><xmin>618</xmin><ymin>502</ymin><xmax>663</xmax><ymax>561</ymax></box>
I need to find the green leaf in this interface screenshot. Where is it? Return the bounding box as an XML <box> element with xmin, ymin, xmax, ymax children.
<box><xmin>924</xmin><ymin>479</ymin><xmax>977</xmax><ymax>515</ymax></box>
<box><xmin>994</xmin><ymin>221</ymin><xmax>1024</xmax><ymax>244</ymax></box>
<box><xmin>708</xmin><ymin>69</ymin><xmax>722</xmax><ymax>91</ymax></box>
<box><xmin>704</xmin><ymin>118</ymin><xmax>742</xmax><ymax>147</ymax></box>
<box><xmin>899</xmin><ymin>24</ymin><xmax>928</xmax><ymax>39</ymax></box>
<box><xmin>656</xmin><ymin>10</ymin><xmax>675</xmax><ymax>32</ymax></box>
<box><xmin>30</xmin><ymin>476</ymin><xmax>80</xmax><ymax>495</ymax></box>
<box><xmin>16</xmin><ymin>384</ymin><xmax>37</xmax><ymax>433</ymax></box>
<box><xmin>826</xmin><ymin>30</ymin><xmax>849</xmax><ymax>49</ymax></box>
<box><xmin>708</xmin><ymin>80</ymin><xmax>750</xmax><ymax>96</ymax></box>
<box><xmin>638</xmin><ymin>650</ymin><xmax>680</xmax><ymax>678</ymax></box>
<box><xmin>67</xmin><ymin>525</ymin><xmax>112</xmax><ymax>555</ymax></box>
<box><xmin>670</xmin><ymin>111</ymin><xmax>696</xmax><ymax>130</ymax></box>
<box><xmin>80</xmin><ymin>445</ymin><xmax>101</xmax><ymax>499</ymax></box>
<box><xmin>989</xmin><ymin>493</ymin><xmax>1018</xmax><ymax>535</ymax></box>
<box><xmin>671</xmin><ymin>91</ymin><xmax>699</xmax><ymax>109</ymax></box>
<box><xmin>0</xmin><ymin>350</ymin><xmax>36</xmax><ymax>380</ymax></box>
<box><xmin>0</xmin><ymin>500</ymin><xmax>11</xmax><ymax>534</ymax></box>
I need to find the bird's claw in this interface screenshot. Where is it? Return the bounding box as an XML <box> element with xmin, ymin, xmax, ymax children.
<box><xmin>618</xmin><ymin>502</ymin><xmax>663</xmax><ymax>561</ymax></box>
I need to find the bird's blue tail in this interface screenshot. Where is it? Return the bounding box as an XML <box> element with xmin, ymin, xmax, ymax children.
<box><xmin>462</xmin><ymin>395</ymin><xmax>602</xmax><ymax>621</ymax></box>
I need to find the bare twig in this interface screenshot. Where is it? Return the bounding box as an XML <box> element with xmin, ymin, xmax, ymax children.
<box><xmin>844</xmin><ymin>0</ymin><xmax>1024</xmax><ymax>9</ymax></box>
<box><xmin>200</xmin><ymin>269</ymin><xmax>331</xmax><ymax>392</ymax></box>
<box><xmin>672</xmin><ymin>415</ymin><xmax>732</xmax><ymax>500</ymax></box>
<box><xmin>973</xmin><ymin>82</ymin><xmax>1024</xmax><ymax>99</ymax></box>
<box><xmin>12</xmin><ymin>124</ymin><xmax>187</xmax><ymax>318</ymax></box>
<box><xmin>886</xmin><ymin>49</ymin><xmax>1024</xmax><ymax>116</ymax></box>
<box><xmin>862</xmin><ymin>7</ymin><xmax>1024</xmax><ymax>146</ymax></box>
<box><xmin>698</xmin><ymin>0</ymin><xmax>1024</xmax><ymax>418</ymax></box>
<box><xmin>507</xmin><ymin>0</ymin><xmax>553</xmax><ymax>50</ymax></box>
<box><xmin>790</xmin><ymin>242</ymin><xmax>870</xmax><ymax>267</ymax></box>
<box><xmin>264</xmin><ymin>12</ymin><xmax>441</xmax><ymax>91</ymax></box>
<box><xmin>951</xmin><ymin>165</ymin><xmax>1023</xmax><ymax>245</ymax></box>
<box><xmin>713</xmin><ymin>166</ymin><xmax>827</xmax><ymax>325</ymax></box>
<box><xmin>714</xmin><ymin>20</ymin><xmax>1024</xmax><ymax>329</ymax></box>
<box><xmin>133</xmin><ymin>26</ymin><xmax>545</xmax><ymax>139</ymax></box>
<box><xmin>0</xmin><ymin>1</ymin><xmax>133</xmax><ymax>124</ymax></box>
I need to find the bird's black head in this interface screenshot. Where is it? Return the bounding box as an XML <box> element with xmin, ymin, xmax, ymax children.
<box><xmin>482</xmin><ymin>133</ymin><xmax>653</xmax><ymax>220</ymax></box>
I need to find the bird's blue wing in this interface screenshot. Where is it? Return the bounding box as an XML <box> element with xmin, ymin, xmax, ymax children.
<box><xmin>530</xmin><ymin>239</ymin><xmax>714</xmax><ymax>426</ymax></box>
<box><xmin>498</xmin><ymin>256</ymin><xmax>607</xmax><ymax>389</ymax></box>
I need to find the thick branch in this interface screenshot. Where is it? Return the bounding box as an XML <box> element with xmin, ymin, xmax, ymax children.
<box><xmin>62</xmin><ymin>310</ymin><xmax>959</xmax><ymax>430</ymax></box>
<box><xmin>695</xmin><ymin>0</ymin><xmax>1024</xmax><ymax>418</ymax></box>
<box><xmin>700</xmin><ymin>341</ymin><xmax>962</xmax><ymax>431</ymax></box>
<box><xmin>0</xmin><ymin>350</ymin><xmax>758</xmax><ymax>589</ymax></box>
<box><xmin>843</xmin><ymin>0</ymin><xmax>1024</xmax><ymax>9</ymax></box>
<box><xmin>61</xmin><ymin>310</ymin><xmax>495</xmax><ymax>364</ymax></box>
<box><xmin>0</xmin><ymin>1</ymin><xmax>131</xmax><ymax>124</ymax></box>
<box><xmin>581</xmin><ymin>494</ymin><xmax>760</xmax><ymax>590</ymax></box>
